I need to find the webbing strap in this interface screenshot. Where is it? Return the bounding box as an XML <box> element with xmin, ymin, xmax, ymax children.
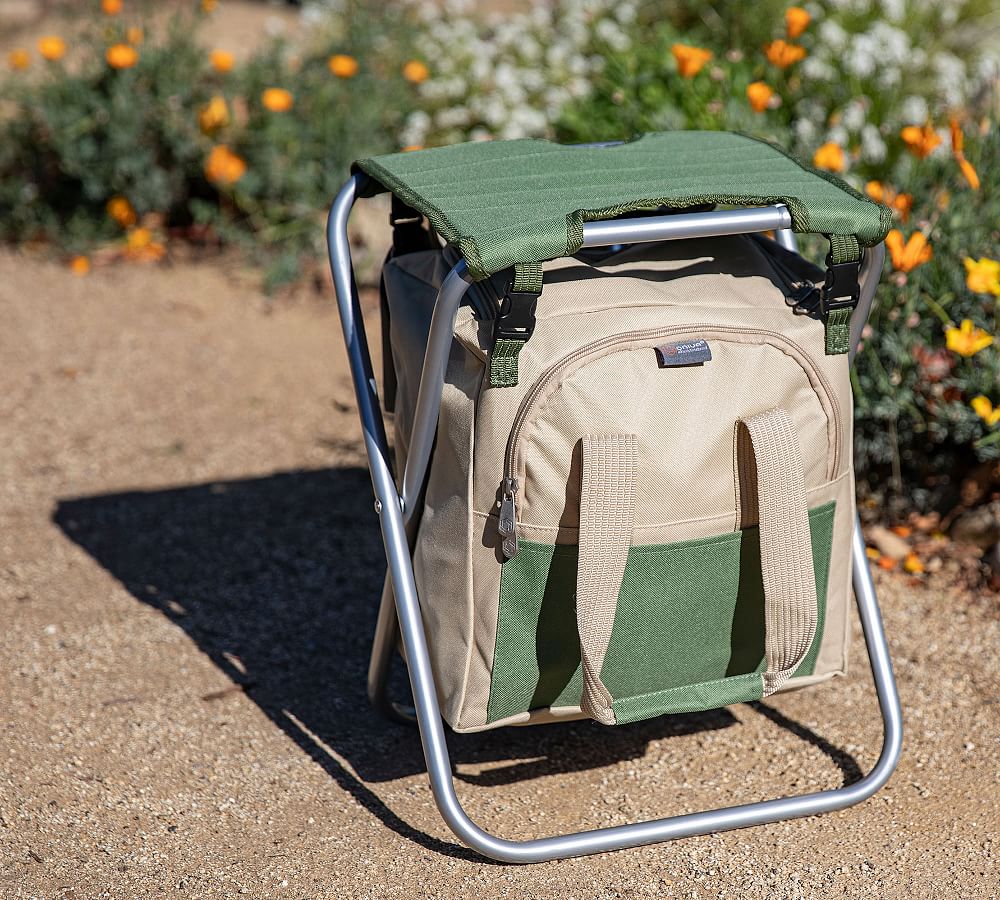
<box><xmin>829</xmin><ymin>233</ymin><xmax>861</xmax><ymax>265</ymax></box>
<box><xmin>512</xmin><ymin>262</ymin><xmax>543</xmax><ymax>293</ymax></box>
<box><xmin>574</xmin><ymin>410</ymin><xmax>818</xmax><ymax>725</ymax></box>
<box><xmin>576</xmin><ymin>434</ymin><xmax>637</xmax><ymax>725</ymax></box>
<box><xmin>825</xmin><ymin>308</ymin><xmax>852</xmax><ymax>355</ymax></box>
<box><xmin>737</xmin><ymin>407</ymin><xmax>819</xmax><ymax>696</ymax></box>
<box><xmin>824</xmin><ymin>234</ymin><xmax>862</xmax><ymax>355</ymax></box>
<box><xmin>488</xmin><ymin>262</ymin><xmax>543</xmax><ymax>387</ymax></box>
<box><xmin>490</xmin><ymin>339</ymin><xmax>525</xmax><ymax>387</ymax></box>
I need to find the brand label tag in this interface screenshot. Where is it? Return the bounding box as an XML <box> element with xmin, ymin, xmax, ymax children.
<box><xmin>655</xmin><ymin>339</ymin><xmax>712</xmax><ymax>367</ymax></box>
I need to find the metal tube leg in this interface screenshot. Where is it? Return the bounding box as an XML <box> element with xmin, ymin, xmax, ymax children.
<box><xmin>328</xmin><ymin>180</ymin><xmax>901</xmax><ymax>863</ymax></box>
<box><xmin>367</xmin><ymin>576</ymin><xmax>416</xmax><ymax>724</ymax></box>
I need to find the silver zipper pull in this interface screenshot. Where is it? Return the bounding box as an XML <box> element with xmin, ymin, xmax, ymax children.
<box><xmin>498</xmin><ymin>477</ymin><xmax>518</xmax><ymax>558</ymax></box>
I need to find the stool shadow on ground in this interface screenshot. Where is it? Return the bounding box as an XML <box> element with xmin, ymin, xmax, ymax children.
<box><xmin>54</xmin><ymin>467</ymin><xmax>861</xmax><ymax>857</ymax></box>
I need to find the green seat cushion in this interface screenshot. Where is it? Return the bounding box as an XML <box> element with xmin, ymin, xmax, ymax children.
<box><xmin>353</xmin><ymin>131</ymin><xmax>892</xmax><ymax>280</ymax></box>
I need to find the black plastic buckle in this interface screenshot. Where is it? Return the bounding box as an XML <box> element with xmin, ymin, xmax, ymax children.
<box><xmin>494</xmin><ymin>282</ymin><xmax>540</xmax><ymax>341</ymax></box>
<box><xmin>821</xmin><ymin>255</ymin><xmax>861</xmax><ymax>315</ymax></box>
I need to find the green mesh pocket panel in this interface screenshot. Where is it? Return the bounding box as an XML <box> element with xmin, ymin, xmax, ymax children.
<box><xmin>487</xmin><ymin>502</ymin><xmax>835</xmax><ymax>725</ymax></box>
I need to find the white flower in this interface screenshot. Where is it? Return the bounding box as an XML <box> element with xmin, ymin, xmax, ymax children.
<box><xmin>842</xmin><ymin>100</ymin><xmax>867</xmax><ymax>132</ymax></box>
<box><xmin>900</xmin><ymin>95</ymin><xmax>929</xmax><ymax>124</ymax></box>
<box><xmin>818</xmin><ymin>20</ymin><xmax>848</xmax><ymax>51</ymax></box>
<box><xmin>861</xmin><ymin>124</ymin><xmax>887</xmax><ymax>163</ymax></box>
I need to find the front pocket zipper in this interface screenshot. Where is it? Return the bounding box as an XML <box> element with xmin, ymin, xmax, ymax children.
<box><xmin>496</xmin><ymin>324</ymin><xmax>841</xmax><ymax>559</ymax></box>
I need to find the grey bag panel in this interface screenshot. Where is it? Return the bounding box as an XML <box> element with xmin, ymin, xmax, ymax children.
<box><xmin>382</xmin><ymin>246</ymin><xmax>506</xmax><ymax>473</ymax></box>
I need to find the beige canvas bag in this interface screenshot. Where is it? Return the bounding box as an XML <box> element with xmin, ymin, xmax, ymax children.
<box><xmin>382</xmin><ymin>234</ymin><xmax>854</xmax><ymax>733</ymax></box>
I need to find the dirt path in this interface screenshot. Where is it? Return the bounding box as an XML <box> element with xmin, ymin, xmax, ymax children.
<box><xmin>1</xmin><ymin>249</ymin><xmax>996</xmax><ymax>898</ymax></box>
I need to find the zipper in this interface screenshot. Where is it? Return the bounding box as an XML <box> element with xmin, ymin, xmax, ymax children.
<box><xmin>498</xmin><ymin>324</ymin><xmax>842</xmax><ymax>558</ymax></box>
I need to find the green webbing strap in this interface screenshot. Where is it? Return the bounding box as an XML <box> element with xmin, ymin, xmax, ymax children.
<box><xmin>512</xmin><ymin>262</ymin><xmax>543</xmax><ymax>293</ymax></box>
<box><xmin>489</xmin><ymin>263</ymin><xmax>543</xmax><ymax>387</ymax></box>
<box><xmin>490</xmin><ymin>338</ymin><xmax>524</xmax><ymax>387</ymax></box>
<box><xmin>824</xmin><ymin>234</ymin><xmax>861</xmax><ymax>355</ymax></box>
<box><xmin>825</xmin><ymin>309</ymin><xmax>852</xmax><ymax>355</ymax></box>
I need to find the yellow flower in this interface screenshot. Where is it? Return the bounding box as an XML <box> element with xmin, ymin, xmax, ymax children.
<box><xmin>900</xmin><ymin>124</ymin><xmax>941</xmax><ymax>159</ymax></box>
<box><xmin>746</xmin><ymin>81</ymin><xmax>774</xmax><ymax>112</ymax></box>
<box><xmin>198</xmin><ymin>95</ymin><xmax>229</xmax><ymax>134</ymax></box>
<box><xmin>813</xmin><ymin>142</ymin><xmax>845</xmax><ymax>173</ymax></box>
<box><xmin>202</xmin><ymin>0</ymin><xmax>218</xmax><ymax>11</ymax></box>
<box><xmin>764</xmin><ymin>39</ymin><xmax>806</xmax><ymax>68</ymax></box>
<box><xmin>124</xmin><ymin>227</ymin><xmax>165</xmax><ymax>262</ymax></box>
<box><xmin>205</xmin><ymin>144</ymin><xmax>246</xmax><ymax>185</ymax></box>
<box><xmin>671</xmin><ymin>43</ymin><xmax>712</xmax><ymax>77</ymax></box>
<box><xmin>885</xmin><ymin>229</ymin><xmax>932</xmax><ymax>273</ymax></box>
<box><xmin>328</xmin><ymin>54</ymin><xmax>359</xmax><ymax>78</ymax></box>
<box><xmin>402</xmin><ymin>59</ymin><xmax>430</xmax><ymax>83</ymax></box>
<box><xmin>106</xmin><ymin>43</ymin><xmax>138</xmax><ymax>69</ymax></box>
<box><xmin>785</xmin><ymin>6</ymin><xmax>811</xmax><ymax>38</ymax></box>
<box><xmin>38</xmin><ymin>36</ymin><xmax>66</xmax><ymax>61</ymax></box>
<box><xmin>126</xmin><ymin>26</ymin><xmax>143</xmax><ymax>45</ymax></box>
<box><xmin>102</xmin><ymin>0</ymin><xmax>122</xmax><ymax>15</ymax></box>
<box><xmin>902</xmin><ymin>552</ymin><xmax>924</xmax><ymax>575</ymax></box>
<box><xmin>261</xmin><ymin>87</ymin><xmax>294</xmax><ymax>112</ymax></box>
<box><xmin>70</xmin><ymin>256</ymin><xmax>90</xmax><ymax>276</ymax></box>
<box><xmin>946</xmin><ymin>320</ymin><xmax>993</xmax><ymax>357</ymax></box>
<box><xmin>210</xmin><ymin>49</ymin><xmax>234</xmax><ymax>73</ymax></box>
<box><xmin>8</xmin><ymin>48</ymin><xmax>30</xmax><ymax>70</ymax></box>
<box><xmin>971</xmin><ymin>395</ymin><xmax>1000</xmax><ymax>426</ymax></box>
<box><xmin>964</xmin><ymin>258</ymin><xmax>1000</xmax><ymax>297</ymax></box>
<box><xmin>106</xmin><ymin>195</ymin><xmax>137</xmax><ymax>228</ymax></box>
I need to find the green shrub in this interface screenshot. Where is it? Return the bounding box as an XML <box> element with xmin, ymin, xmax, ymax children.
<box><xmin>0</xmin><ymin>0</ymin><xmax>419</xmax><ymax>288</ymax></box>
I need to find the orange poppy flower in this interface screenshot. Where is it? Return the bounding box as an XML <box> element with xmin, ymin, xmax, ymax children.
<box><xmin>106</xmin><ymin>195</ymin><xmax>137</xmax><ymax>228</ymax></box>
<box><xmin>106</xmin><ymin>43</ymin><xmax>138</xmax><ymax>69</ymax></box>
<box><xmin>785</xmin><ymin>6</ymin><xmax>811</xmax><ymax>39</ymax></box>
<box><xmin>949</xmin><ymin>118</ymin><xmax>980</xmax><ymax>190</ymax></box>
<box><xmin>885</xmin><ymin>229</ymin><xmax>932</xmax><ymax>273</ymax></box>
<box><xmin>671</xmin><ymin>43</ymin><xmax>713</xmax><ymax>77</ymax></box>
<box><xmin>126</xmin><ymin>26</ymin><xmax>143</xmax><ymax>45</ymax></box>
<box><xmin>7</xmin><ymin>48</ymin><xmax>30</xmax><ymax>70</ymax></box>
<box><xmin>198</xmin><ymin>96</ymin><xmax>229</xmax><ymax>134</ymax></box>
<box><xmin>261</xmin><ymin>87</ymin><xmax>294</xmax><ymax>112</ymax></box>
<box><xmin>813</xmin><ymin>142</ymin><xmax>845</xmax><ymax>173</ymax></box>
<box><xmin>402</xmin><ymin>60</ymin><xmax>430</xmax><ymax>83</ymax></box>
<box><xmin>38</xmin><ymin>36</ymin><xmax>66</xmax><ymax>61</ymax></box>
<box><xmin>328</xmin><ymin>54</ymin><xmax>359</xmax><ymax>78</ymax></box>
<box><xmin>124</xmin><ymin>227</ymin><xmax>165</xmax><ymax>262</ymax></box>
<box><xmin>70</xmin><ymin>256</ymin><xmax>90</xmax><ymax>276</ymax></box>
<box><xmin>745</xmin><ymin>81</ymin><xmax>774</xmax><ymax>112</ymax></box>
<box><xmin>102</xmin><ymin>0</ymin><xmax>122</xmax><ymax>15</ymax></box>
<box><xmin>210</xmin><ymin>49</ymin><xmax>234</xmax><ymax>73</ymax></box>
<box><xmin>205</xmin><ymin>145</ymin><xmax>246</xmax><ymax>186</ymax></box>
<box><xmin>865</xmin><ymin>182</ymin><xmax>912</xmax><ymax>222</ymax></box>
<box><xmin>202</xmin><ymin>0</ymin><xmax>218</xmax><ymax>11</ymax></box>
<box><xmin>864</xmin><ymin>181</ymin><xmax>885</xmax><ymax>203</ymax></box>
<box><xmin>764</xmin><ymin>39</ymin><xmax>806</xmax><ymax>68</ymax></box>
<box><xmin>900</xmin><ymin>124</ymin><xmax>941</xmax><ymax>159</ymax></box>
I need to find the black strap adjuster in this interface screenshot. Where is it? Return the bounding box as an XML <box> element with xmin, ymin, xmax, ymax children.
<box><xmin>821</xmin><ymin>255</ymin><xmax>861</xmax><ymax>315</ymax></box>
<box><xmin>494</xmin><ymin>283</ymin><xmax>540</xmax><ymax>342</ymax></box>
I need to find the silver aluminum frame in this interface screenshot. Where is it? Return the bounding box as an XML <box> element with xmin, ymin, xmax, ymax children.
<box><xmin>326</xmin><ymin>173</ymin><xmax>901</xmax><ymax>863</ymax></box>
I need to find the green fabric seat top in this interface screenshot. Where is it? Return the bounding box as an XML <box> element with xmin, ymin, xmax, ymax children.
<box><xmin>354</xmin><ymin>131</ymin><xmax>892</xmax><ymax>281</ymax></box>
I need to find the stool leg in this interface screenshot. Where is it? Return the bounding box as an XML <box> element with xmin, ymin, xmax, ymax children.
<box><xmin>367</xmin><ymin>576</ymin><xmax>416</xmax><ymax>724</ymax></box>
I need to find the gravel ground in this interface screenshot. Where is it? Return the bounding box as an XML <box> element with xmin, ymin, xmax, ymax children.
<box><xmin>1</xmin><ymin>249</ymin><xmax>997</xmax><ymax>899</ymax></box>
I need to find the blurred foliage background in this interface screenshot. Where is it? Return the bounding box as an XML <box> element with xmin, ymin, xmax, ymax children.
<box><xmin>0</xmin><ymin>0</ymin><xmax>998</xmax><ymax>516</ymax></box>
